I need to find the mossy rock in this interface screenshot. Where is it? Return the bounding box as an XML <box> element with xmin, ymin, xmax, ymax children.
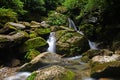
<box><xmin>90</xmin><ymin>61</ymin><xmax>120</xmax><ymax>78</ymax></box>
<box><xmin>81</xmin><ymin>49</ymin><xmax>113</xmax><ymax>63</ymax></box>
<box><xmin>29</xmin><ymin>31</ymin><xmax>38</xmax><ymax>38</ymax></box>
<box><xmin>56</xmin><ymin>30</ymin><xmax>89</xmax><ymax>56</ymax></box>
<box><xmin>35</xmin><ymin>28</ymin><xmax>51</xmax><ymax>35</ymax></box>
<box><xmin>81</xmin><ymin>49</ymin><xmax>101</xmax><ymax>63</ymax></box>
<box><xmin>22</xmin><ymin>37</ymin><xmax>47</xmax><ymax>52</ymax></box>
<box><xmin>27</xmin><ymin>65</ymin><xmax>75</xmax><ymax>80</ymax></box>
<box><xmin>25</xmin><ymin>49</ymin><xmax>40</xmax><ymax>61</ymax></box>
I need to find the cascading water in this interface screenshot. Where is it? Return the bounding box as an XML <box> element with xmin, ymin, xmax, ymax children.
<box><xmin>68</xmin><ymin>18</ymin><xmax>78</xmax><ymax>31</ymax></box>
<box><xmin>68</xmin><ymin>18</ymin><xmax>98</xmax><ymax>50</ymax></box>
<box><xmin>4</xmin><ymin>72</ymin><xmax>31</xmax><ymax>80</ymax></box>
<box><xmin>47</xmin><ymin>32</ymin><xmax>56</xmax><ymax>53</ymax></box>
<box><xmin>88</xmin><ymin>40</ymin><xmax>98</xmax><ymax>50</ymax></box>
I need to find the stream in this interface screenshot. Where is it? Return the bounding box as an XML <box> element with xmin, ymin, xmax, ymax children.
<box><xmin>2</xmin><ymin>19</ymin><xmax>110</xmax><ymax>80</ymax></box>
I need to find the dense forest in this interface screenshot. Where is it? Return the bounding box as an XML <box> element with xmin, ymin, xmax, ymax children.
<box><xmin>0</xmin><ymin>0</ymin><xmax>120</xmax><ymax>80</ymax></box>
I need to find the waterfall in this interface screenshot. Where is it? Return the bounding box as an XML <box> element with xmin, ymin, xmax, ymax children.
<box><xmin>68</xmin><ymin>18</ymin><xmax>78</xmax><ymax>31</ymax></box>
<box><xmin>47</xmin><ymin>32</ymin><xmax>56</xmax><ymax>53</ymax></box>
<box><xmin>88</xmin><ymin>40</ymin><xmax>98</xmax><ymax>49</ymax></box>
<box><xmin>68</xmin><ymin>18</ymin><xmax>98</xmax><ymax>50</ymax></box>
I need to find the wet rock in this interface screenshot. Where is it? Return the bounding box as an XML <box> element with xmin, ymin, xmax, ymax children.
<box><xmin>0</xmin><ymin>22</ymin><xmax>26</xmax><ymax>34</ymax></box>
<box><xmin>56</xmin><ymin>30</ymin><xmax>89</xmax><ymax>56</ymax></box>
<box><xmin>20</xmin><ymin>37</ymin><xmax>47</xmax><ymax>52</ymax></box>
<box><xmin>0</xmin><ymin>31</ymin><xmax>28</xmax><ymax>48</ymax></box>
<box><xmin>30</xmin><ymin>21</ymin><xmax>41</xmax><ymax>28</ymax></box>
<box><xmin>0</xmin><ymin>67</ymin><xmax>19</xmax><ymax>80</ymax></box>
<box><xmin>81</xmin><ymin>49</ymin><xmax>113</xmax><ymax>63</ymax></box>
<box><xmin>19</xmin><ymin>21</ymin><xmax>30</xmax><ymax>27</ymax></box>
<box><xmin>6</xmin><ymin>22</ymin><xmax>26</xmax><ymax>29</ymax></box>
<box><xmin>27</xmin><ymin>65</ymin><xmax>75</xmax><ymax>80</ymax></box>
<box><xmin>40</xmin><ymin>21</ymin><xmax>50</xmax><ymax>28</ymax></box>
<box><xmin>90</xmin><ymin>61</ymin><xmax>120</xmax><ymax>79</ymax></box>
<box><xmin>90</xmin><ymin>53</ymin><xmax>120</xmax><ymax>79</ymax></box>
<box><xmin>92</xmin><ymin>54</ymin><xmax>120</xmax><ymax>63</ymax></box>
<box><xmin>10</xmin><ymin>58</ymin><xmax>21</xmax><ymax>67</ymax></box>
<box><xmin>35</xmin><ymin>28</ymin><xmax>51</xmax><ymax>36</ymax></box>
<box><xmin>18</xmin><ymin>52</ymin><xmax>62</xmax><ymax>72</ymax></box>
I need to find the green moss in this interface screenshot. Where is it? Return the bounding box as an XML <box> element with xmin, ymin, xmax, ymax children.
<box><xmin>62</xmin><ymin>70</ymin><xmax>75</xmax><ymax>80</ymax></box>
<box><xmin>81</xmin><ymin>50</ymin><xmax>100</xmax><ymax>62</ymax></box>
<box><xmin>90</xmin><ymin>61</ymin><xmax>120</xmax><ymax>74</ymax></box>
<box><xmin>27</xmin><ymin>72</ymin><xmax>37</xmax><ymax>80</ymax></box>
<box><xmin>35</xmin><ymin>28</ymin><xmax>51</xmax><ymax>35</ymax></box>
<box><xmin>24</xmin><ymin>37</ymin><xmax>47</xmax><ymax>50</ymax></box>
<box><xmin>25</xmin><ymin>49</ymin><xmax>40</xmax><ymax>60</ymax></box>
<box><xmin>29</xmin><ymin>31</ymin><xmax>38</xmax><ymax>38</ymax></box>
<box><xmin>55</xmin><ymin>30</ymin><xmax>68</xmax><ymax>41</ymax></box>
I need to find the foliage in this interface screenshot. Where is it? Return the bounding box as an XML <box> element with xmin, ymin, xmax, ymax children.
<box><xmin>63</xmin><ymin>0</ymin><xmax>87</xmax><ymax>10</ymax></box>
<box><xmin>22</xmin><ymin>0</ymin><xmax>45</xmax><ymax>13</ymax></box>
<box><xmin>44</xmin><ymin>0</ymin><xmax>64</xmax><ymax>10</ymax></box>
<box><xmin>0</xmin><ymin>8</ymin><xmax>17</xmax><ymax>26</ymax></box>
<box><xmin>48</xmin><ymin>11</ymin><xmax>67</xmax><ymax>26</ymax></box>
<box><xmin>0</xmin><ymin>0</ymin><xmax>26</xmax><ymax>15</ymax></box>
<box><xmin>80</xmin><ymin>24</ymin><xmax>95</xmax><ymax>37</ymax></box>
<box><xmin>77</xmin><ymin>0</ymin><xmax>106</xmax><ymax>19</ymax></box>
<box><xmin>56</xmin><ymin>6</ymin><xmax>68</xmax><ymax>13</ymax></box>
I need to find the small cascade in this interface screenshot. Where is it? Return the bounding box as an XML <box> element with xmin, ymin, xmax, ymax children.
<box><xmin>88</xmin><ymin>40</ymin><xmax>98</xmax><ymax>50</ymax></box>
<box><xmin>68</xmin><ymin>18</ymin><xmax>98</xmax><ymax>50</ymax></box>
<box><xmin>68</xmin><ymin>18</ymin><xmax>78</xmax><ymax>31</ymax></box>
<box><xmin>4</xmin><ymin>72</ymin><xmax>31</xmax><ymax>80</ymax></box>
<box><xmin>47</xmin><ymin>32</ymin><xmax>56</xmax><ymax>53</ymax></box>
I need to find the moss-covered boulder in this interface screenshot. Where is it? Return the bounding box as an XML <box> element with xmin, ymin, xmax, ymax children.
<box><xmin>21</xmin><ymin>37</ymin><xmax>47</xmax><ymax>52</ymax></box>
<box><xmin>56</xmin><ymin>30</ymin><xmax>89</xmax><ymax>56</ymax></box>
<box><xmin>90</xmin><ymin>61</ymin><xmax>120</xmax><ymax>79</ymax></box>
<box><xmin>0</xmin><ymin>31</ymin><xmax>29</xmax><ymax>48</ymax></box>
<box><xmin>27</xmin><ymin>65</ymin><xmax>75</xmax><ymax>80</ymax></box>
<box><xmin>81</xmin><ymin>49</ymin><xmax>101</xmax><ymax>63</ymax></box>
<box><xmin>81</xmin><ymin>49</ymin><xmax>113</xmax><ymax>63</ymax></box>
<box><xmin>24</xmin><ymin>49</ymin><xmax>40</xmax><ymax>61</ymax></box>
<box><xmin>18</xmin><ymin>52</ymin><xmax>62</xmax><ymax>72</ymax></box>
<box><xmin>35</xmin><ymin>28</ymin><xmax>51</xmax><ymax>38</ymax></box>
<box><xmin>30</xmin><ymin>21</ymin><xmax>41</xmax><ymax>28</ymax></box>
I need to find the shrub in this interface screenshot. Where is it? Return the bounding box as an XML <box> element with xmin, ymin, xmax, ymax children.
<box><xmin>0</xmin><ymin>8</ymin><xmax>17</xmax><ymax>27</ymax></box>
<box><xmin>48</xmin><ymin>11</ymin><xmax>67</xmax><ymax>26</ymax></box>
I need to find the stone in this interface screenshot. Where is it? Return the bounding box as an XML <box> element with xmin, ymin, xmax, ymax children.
<box><xmin>27</xmin><ymin>65</ymin><xmax>75</xmax><ymax>80</ymax></box>
<box><xmin>18</xmin><ymin>52</ymin><xmax>62</xmax><ymax>72</ymax></box>
<box><xmin>21</xmin><ymin>37</ymin><xmax>47</xmax><ymax>52</ymax></box>
<box><xmin>56</xmin><ymin>30</ymin><xmax>89</xmax><ymax>56</ymax></box>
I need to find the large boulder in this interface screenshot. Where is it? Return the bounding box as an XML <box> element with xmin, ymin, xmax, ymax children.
<box><xmin>90</xmin><ymin>60</ymin><xmax>120</xmax><ymax>79</ymax></box>
<box><xmin>55</xmin><ymin>30</ymin><xmax>89</xmax><ymax>56</ymax></box>
<box><xmin>0</xmin><ymin>31</ymin><xmax>29</xmax><ymax>48</ymax></box>
<box><xmin>0</xmin><ymin>22</ymin><xmax>26</xmax><ymax>34</ymax></box>
<box><xmin>81</xmin><ymin>49</ymin><xmax>113</xmax><ymax>63</ymax></box>
<box><xmin>27</xmin><ymin>65</ymin><xmax>75</xmax><ymax>80</ymax></box>
<box><xmin>90</xmin><ymin>52</ymin><xmax>120</xmax><ymax>79</ymax></box>
<box><xmin>18</xmin><ymin>52</ymin><xmax>62</xmax><ymax>72</ymax></box>
<box><xmin>20</xmin><ymin>37</ymin><xmax>48</xmax><ymax>53</ymax></box>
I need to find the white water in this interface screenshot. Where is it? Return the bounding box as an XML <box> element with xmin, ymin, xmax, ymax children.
<box><xmin>68</xmin><ymin>18</ymin><xmax>98</xmax><ymax>50</ymax></box>
<box><xmin>47</xmin><ymin>32</ymin><xmax>56</xmax><ymax>53</ymax></box>
<box><xmin>88</xmin><ymin>40</ymin><xmax>98</xmax><ymax>50</ymax></box>
<box><xmin>4</xmin><ymin>72</ymin><xmax>31</xmax><ymax>80</ymax></box>
<box><xmin>68</xmin><ymin>18</ymin><xmax>78</xmax><ymax>31</ymax></box>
